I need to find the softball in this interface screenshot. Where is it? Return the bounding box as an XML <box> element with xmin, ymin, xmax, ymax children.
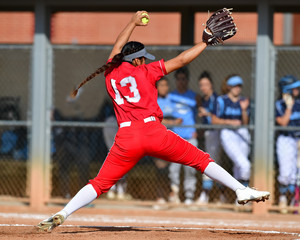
<box><xmin>141</xmin><ymin>13</ymin><xmax>149</xmax><ymax>24</ymax></box>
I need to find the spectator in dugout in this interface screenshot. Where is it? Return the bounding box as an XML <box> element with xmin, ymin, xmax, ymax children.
<box><xmin>211</xmin><ymin>75</ymin><xmax>251</xmax><ymax>192</ymax></box>
<box><xmin>275</xmin><ymin>75</ymin><xmax>300</xmax><ymax>213</ymax></box>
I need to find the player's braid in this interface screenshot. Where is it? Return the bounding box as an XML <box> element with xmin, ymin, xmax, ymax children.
<box><xmin>71</xmin><ymin>52</ymin><xmax>124</xmax><ymax>97</ymax></box>
<box><xmin>71</xmin><ymin>41</ymin><xmax>144</xmax><ymax>98</ymax></box>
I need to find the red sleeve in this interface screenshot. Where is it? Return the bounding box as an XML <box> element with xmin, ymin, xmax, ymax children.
<box><xmin>143</xmin><ymin>59</ymin><xmax>167</xmax><ymax>85</ymax></box>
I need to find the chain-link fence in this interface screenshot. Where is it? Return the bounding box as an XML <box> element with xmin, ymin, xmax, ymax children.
<box><xmin>1</xmin><ymin>44</ymin><xmax>300</xmax><ymax>213</ymax></box>
<box><xmin>0</xmin><ymin>46</ymin><xmax>31</xmax><ymax>198</ymax></box>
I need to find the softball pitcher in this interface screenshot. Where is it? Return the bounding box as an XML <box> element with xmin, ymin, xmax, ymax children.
<box><xmin>276</xmin><ymin>75</ymin><xmax>300</xmax><ymax>210</ymax></box>
<box><xmin>37</xmin><ymin>10</ymin><xmax>269</xmax><ymax>232</ymax></box>
<box><xmin>212</xmin><ymin>75</ymin><xmax>251</xmax><ymax>185</ymax></box>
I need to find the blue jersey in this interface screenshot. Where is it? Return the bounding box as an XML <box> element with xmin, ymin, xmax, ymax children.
<box><xmin>169</xmin><ymin>89</ymin><xmax>197</xmax><ymax>139</ymax></box>
<box><xmin>213</xmin><ymin>94</ymin><xmax>249</xmax><ymax>120</ymax></box>
<box><xmin>202</xmin><ymin>92</ymin><xmax>218</xmax><ymax>125</ymax></box>
<box><xmin>157</xmin><ymin>95</ymin><xmax>176</xmax><ymax>119</ymax></box>
<box><xmin>276</xmin><ymin>98</ymin><xmax>300</xmax><ymax>137</ymax></box>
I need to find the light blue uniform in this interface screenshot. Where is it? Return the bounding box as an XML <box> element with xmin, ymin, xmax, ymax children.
<box><xmin>275</xmin><ymin>98</ymin><xmax>300</xmax><ymax>191</ymax></box>
<box><xmin>167</xmin><ymin>89</ymin><xmax>198</xmax><ymax>200</ymax></box>
<box><xmin>213</xmin><ymin>95</ymin><xmax>251</xmax><ymax>181</ymax></box>
<box><xmin>157</xmin><ymin>95</ymin><xmax>177</xmax><ymax>120</ymax></box>
<box><xmin>168</xmin><ymin>90</ymin><xmax>197</xmax><ymax>138</ymax></box>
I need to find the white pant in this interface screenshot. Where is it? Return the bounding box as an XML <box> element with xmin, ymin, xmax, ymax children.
<box><xmin>220</xmin><ymin>128</ymin><xmax>251</xmax><ymax>181</ymax></box>
<box><xmin>276</xmin><ymin>135</ymin><xmax>298</xmax><ymax>185</ymax></box>
<box><xmin>169</xmin><ymin>138</ymin><xmax>198</xmax><ymax>199</ymax></box>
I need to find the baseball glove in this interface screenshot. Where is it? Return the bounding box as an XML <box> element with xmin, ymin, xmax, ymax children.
<box><xmin>202</xmin><ymin>8</ymin><xmax>237</xmax><ymax>46</ymax></box>
<box><xmin>283</xmin><ymin>93</ymin><xmax>294</xmax><ymax>109</ymax></box>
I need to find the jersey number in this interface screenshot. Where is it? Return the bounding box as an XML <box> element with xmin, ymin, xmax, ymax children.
<box><xmin>111</xmin><ymin>77</ymin><xmax>141</xmax><ymax>105</ymax></box>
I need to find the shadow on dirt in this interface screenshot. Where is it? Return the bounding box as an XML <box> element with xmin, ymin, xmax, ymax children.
<box><xmin>60</xmin><ymin>225</ymin><xmax>185</xmax><ymax>234</ymax></box>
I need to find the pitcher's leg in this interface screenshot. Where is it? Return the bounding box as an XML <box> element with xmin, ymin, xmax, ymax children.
<box><xmin>60</xmin><ymin>184</ymin><xmax>97</xmax><ymax>218</ymax></box>
<box><xmin>154</xmin><ymin>129</ymin><xmax>213</xmax><ymax>173</ymax></box>
<box><xmin>204</xmin><ymin>162</ymin><xmax>245</xmax><ymax>191</ymax></box>
<box><xmin>156</xmin><ymin>129</ymin><xmax>244</xmax><ymax>192</ymax></box>
<box><xmin>148</xmin><ymin>125</ymin><xmax>269</xmax><ymax>206</ymax></box>
<box><xmin>155</xmin><ymin>128</ymin><xmax>242</xmax><ymax>191</ymax></box>
<box><xmin>89</xmin><ymin>148</ymin><xmax>142</xmax><ymax>197</ymax></box>
<box><xmin>60</xmin><ymin>144</ymin><xmax>142</xmax><ymax>218</ymax></box>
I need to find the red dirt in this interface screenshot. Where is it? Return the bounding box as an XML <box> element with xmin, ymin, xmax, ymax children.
<box><xmin>0</xmin><ymin>203</ymin><xmax>299</xmax><ymax>240</ymax></box>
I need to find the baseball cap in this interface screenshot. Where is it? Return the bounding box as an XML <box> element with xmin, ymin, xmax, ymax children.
<box><xmin>123</xmin><ymin>48</ymin><xmax>155</xmax><ymax>62</ymax></box>
<box><xmin>227</xmin><ymin>76</ymin><xmax>243</xmax><ymax>86</ymax></box>
<box><xmin>286</xmin><ymin>80</ymin><xmax>300</xmax><ymax>91</ymax></box>
<box><xmin>279</xmin><ymin>75</ymin><xmax>299</xmax><ymax>93</ymax></box>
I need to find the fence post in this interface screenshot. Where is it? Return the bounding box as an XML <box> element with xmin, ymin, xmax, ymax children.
<box><xmin>29</xmin><ymin>0</ymin><xmax>51</xmax><ymax>210</ymax></box>
<box><xmin>253</xmin><ymin>1</ymin><xmax>275</xmax><ymax>214</ymax></box>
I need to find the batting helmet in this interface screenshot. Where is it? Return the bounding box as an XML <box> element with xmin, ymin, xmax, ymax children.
<box><xmin>278</xmin><ymin>75</ymin><xmax>299</xmax><ymax>93</ymax></box>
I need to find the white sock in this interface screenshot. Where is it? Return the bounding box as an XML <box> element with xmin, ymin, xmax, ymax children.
<box><xmin>204</xmin><ymin>162</ymin><xmax>246</xmax><ymax>192</ymax></box>
<box><xmin>61</xmin><ymin>184</ymin><xmax>97</xmax><ymax>217</ymax></box>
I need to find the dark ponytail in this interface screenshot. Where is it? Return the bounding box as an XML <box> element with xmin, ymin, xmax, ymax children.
<box><xmin>71</xmin><ymin>41</ymin><xmax>145</xmax><ymax>98</ymax></box>
<box><xmin>71</xmin><ymin>52</ymin><xmax>124</xmax><ymax>97</ymax></box>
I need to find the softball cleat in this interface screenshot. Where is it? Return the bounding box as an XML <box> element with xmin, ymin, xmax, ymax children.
<box><xmin>236</xmin><ymin>187</ymin><xmax>270</xmax><ymax>205</ymax></box>
<box><xmin>36</xmin><ymin>214</ymin><xmax>65</xmax><ymax>232</ymax></box>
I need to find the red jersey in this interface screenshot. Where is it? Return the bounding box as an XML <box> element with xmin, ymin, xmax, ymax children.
<box><xmin>105</xmin><ymin>59</ymin><xmax>167</xmax><ymax>125</ymax></box>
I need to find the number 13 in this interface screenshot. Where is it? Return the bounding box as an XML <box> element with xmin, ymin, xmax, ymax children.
<box><xmin>111</xmin><ymin>77</ymin><xmax>141</xmax><ymax>105</ymax></box>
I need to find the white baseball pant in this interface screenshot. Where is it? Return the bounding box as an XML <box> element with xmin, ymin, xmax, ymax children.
<box><xmin>220</xmin><ymin>128</ymin><xmax>251</xmax><ymax>181</ymax></box>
